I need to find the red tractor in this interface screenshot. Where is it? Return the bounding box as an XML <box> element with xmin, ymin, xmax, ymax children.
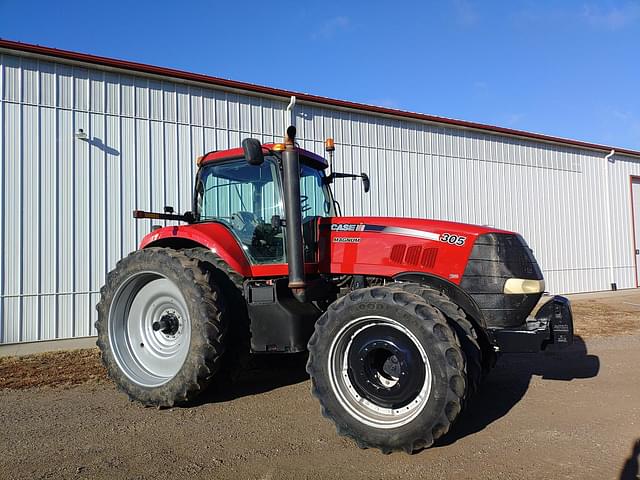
<box><xmin>96</xmin><ymin>126</ymin><xmax>573</xmax><ymax>453</ymax></box>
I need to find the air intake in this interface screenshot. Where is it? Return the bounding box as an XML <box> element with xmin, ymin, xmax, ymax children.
<box><xmin>389</xmin><ymin>245</ymin><xmax>438</xmax><ymax>269</ymax></box>
<box><xmin>405</xmin><ymin>246</ymin><xmax>422</xmax><ymax>265</ymax></box>
<box><xmin>390</xmin><ymin>245</ymin><xmax>406</xmax><ymax>263</ymax></box>
<box><xmin>420</xmin><ymin>248</ymin><xmax>438</xmax><ymax>268</ymax></box>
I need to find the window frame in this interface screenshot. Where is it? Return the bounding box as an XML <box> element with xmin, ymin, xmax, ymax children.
<box><xmin>193</xmin><ymin>156</ymin><xmax>336</xmax><ymax>223</ymax></box>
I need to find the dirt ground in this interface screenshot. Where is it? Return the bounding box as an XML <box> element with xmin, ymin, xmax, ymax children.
<box><xmin>1</xmin><ymin>292</ymin><xmax>639</xmax><ymax>479</ymax></box>
<box><xmin>568</xmin><ymin>289</ymin><xmax>640</xmax><ymax>338</ymax></box>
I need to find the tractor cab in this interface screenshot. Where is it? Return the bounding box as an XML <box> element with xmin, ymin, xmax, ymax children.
<box><xmin>193</xmin><ymin>145</ymin><xmax>336</xmax><ymax>265</ymax></box>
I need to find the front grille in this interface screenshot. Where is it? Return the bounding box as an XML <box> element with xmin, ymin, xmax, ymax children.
<box><xmin>461</xmin><ymin>233</ymin><xmax>543</xmax><ymax>328</ymax></box>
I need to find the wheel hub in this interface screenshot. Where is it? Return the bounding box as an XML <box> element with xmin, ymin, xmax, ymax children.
<box><xmin>382</xmin><ymin>353</ymin><xmax>401</xmax><ymax>379</ymax></box>
<box><xmin>152</xmin><ymin>311</ymin><xmax>181</xmax><ymax>336</ymax></box>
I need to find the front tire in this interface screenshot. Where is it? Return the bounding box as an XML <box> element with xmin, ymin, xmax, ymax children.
<box><xmin>96</xmin><ymin>248</ymin><xmax>225</xmax><ymax>407</ymax></box>
<box><xmin>387</xmin><ymin>282</ymin><xmax>484</xmax><ymax>401</ymax></box>
<box><xmin>307</xmin><ymin>287</ymin><xmax>466</xmax><ymax>453</ymax></box>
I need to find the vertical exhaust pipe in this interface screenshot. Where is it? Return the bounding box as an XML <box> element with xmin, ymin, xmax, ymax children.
<box><xmin>282</xmin><ymin>126</ymin><xmax>306</xmax><ymax>301</ymax></box>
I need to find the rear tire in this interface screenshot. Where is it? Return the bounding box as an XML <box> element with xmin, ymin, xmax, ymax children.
<box><xmin>181</xmin><ymin>247</ymin><xmax>250</xmax><ymax>379</ymax></box>
<box><xmin>96</xmin><ymin>248</ymin><xmax>225</xmax><ymax>407</ymax></box>
<box><xmin>307</xmin><ymin>286</ymin><xmax>466</xmax><ymax>453</ymax></box>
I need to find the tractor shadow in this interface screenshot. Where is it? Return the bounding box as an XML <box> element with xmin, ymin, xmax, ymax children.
<box><xmin>192</xmin><ymin>352</ymin><xmax>310</xmax><ymax>405</ymax></box>
<box><xmin>189</xmin><ymin>335</ymin><xmax>600</xmax><ymax>439</ymax></box>
<box><xmin>436</xmin><ymin>335</ymin><xmax>600</xmax><ymax>447</ymax></box>
<box><xmin>620</xmin><ymin>438</ymin><xmax>640</xmax><ymax>480</ymax></box>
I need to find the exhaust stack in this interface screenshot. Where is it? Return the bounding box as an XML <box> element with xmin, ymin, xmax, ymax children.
<box><xmin>282</xmin><ymin>126</ymin><xmax>306</xmax><ymax>302</ymax></box>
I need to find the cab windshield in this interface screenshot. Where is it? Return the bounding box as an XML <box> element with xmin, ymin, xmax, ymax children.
<box><xmin>195</xmin><ymin>156</ymin><xmax>335</xmax><ymax>264</ymax></box>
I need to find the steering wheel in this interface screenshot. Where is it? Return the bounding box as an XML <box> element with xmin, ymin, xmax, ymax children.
<box><xmin>230</xmin><ymin>211</ymin><xmax>260</xmax><ymax>233</ymax></box>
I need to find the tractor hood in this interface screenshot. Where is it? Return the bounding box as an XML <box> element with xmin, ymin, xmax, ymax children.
<box><xmin>318</xmin><ymin>215</ymin><xmax>544</xmax><ymax>329</ymax></box>
<box><xmin>317</xmin><ymin>216</ymin><xmax>518</xmax><ymax>284</ymax></box>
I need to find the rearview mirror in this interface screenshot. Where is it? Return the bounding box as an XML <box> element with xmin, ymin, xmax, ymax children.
<box><xmin>361</xmin><ymin>172</ymin><xmax>370</xmax><ymax>193</ymax></box>
<box><xmin>324</xmin><ymin>171</ymin><xmax>371</xmax><ymax>193</ymax></box>
<box><xmin>242</xmin><ymin>138</ymin><xmax>264</xmax><ymax>166</ymax></box>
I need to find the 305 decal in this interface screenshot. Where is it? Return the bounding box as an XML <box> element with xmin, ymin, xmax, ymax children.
<box><xmin>440</xmin><ymin>233</ymin><xmax>466</xmax><ymax>246</ymax></box>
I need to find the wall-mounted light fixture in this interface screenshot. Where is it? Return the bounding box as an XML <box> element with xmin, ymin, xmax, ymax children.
<box><xmin>75</xmin><ymin>128</ymin><xmax>88</xmax><ymax>141</ymax></box>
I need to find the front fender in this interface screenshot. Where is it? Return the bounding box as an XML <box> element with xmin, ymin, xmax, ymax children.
<box><xmin>393</xmin><ymin>271</ymin><xmax>488</xmax><ymax>329</ymax></box>
<box><xmin>140</xmin><ymin>222</ymin><xmax>252</xmax><ymax>277</ymax></box>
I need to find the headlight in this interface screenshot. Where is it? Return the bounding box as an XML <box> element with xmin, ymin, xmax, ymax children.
<box><xmin>503</xmin><ymin>278</ymin><xmax>545</xmax><ymax>294</ymax></box>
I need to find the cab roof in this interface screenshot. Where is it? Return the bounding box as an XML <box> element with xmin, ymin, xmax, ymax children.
<box><xmin>200</xmin><ymin>144</ymin><xmax>329</xmax><ymax>169</ymax></box>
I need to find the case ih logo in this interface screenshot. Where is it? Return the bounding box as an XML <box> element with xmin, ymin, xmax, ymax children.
<box><xmin>331</xmin><ymin>223</ymin><xmax>365</xmax><ymax>232</ymax></box>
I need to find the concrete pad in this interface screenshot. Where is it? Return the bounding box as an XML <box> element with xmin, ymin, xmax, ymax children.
<box><xmin>0</xmin><ymin>336</ymin><xmax>97</xmax><ymax>358</ymax></box>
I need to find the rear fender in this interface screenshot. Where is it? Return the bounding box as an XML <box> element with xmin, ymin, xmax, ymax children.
<box><xmin>139</xmin><ymin>223</ymin><xmax>252</xmax><ymax>277</ymax></box>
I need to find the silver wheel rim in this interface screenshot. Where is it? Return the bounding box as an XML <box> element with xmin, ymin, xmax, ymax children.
<box><xmin>108</xmin><ymin>271</ymin><xmax>191</xmax><ymax>388</ymax></box>
<box><xmin>327</xmin><ymin>316</ymin><xmax>432</xmax><ymax>429</ymax></box>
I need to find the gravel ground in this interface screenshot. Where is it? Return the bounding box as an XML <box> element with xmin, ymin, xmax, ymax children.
<box><xmin>1</xmin><ymin>293</ymin><xmax>639</xmax><ymax>479</ymax></box>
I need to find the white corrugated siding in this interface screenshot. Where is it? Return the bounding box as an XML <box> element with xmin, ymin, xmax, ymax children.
<box><xmin>1</xmin><ymin>51</ymin><xmax>639</xmax><ymax>344</ymax></box>
<box><xmin>295</xmin><ymin>105</ymin><xmax>640</xmax><ymax>295</ymax></box>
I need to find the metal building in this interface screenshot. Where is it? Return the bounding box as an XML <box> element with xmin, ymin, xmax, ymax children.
<box><xmin>1</xmin><ymin>39</ymin><xmax>640</xmax><ymax>345</ymax></box>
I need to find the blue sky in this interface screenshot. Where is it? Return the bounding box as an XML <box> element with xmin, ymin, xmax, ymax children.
<box><xmin>2</xmin><ymin>0</ymin><xmax>639</xmax><ymax>149</ymax></box>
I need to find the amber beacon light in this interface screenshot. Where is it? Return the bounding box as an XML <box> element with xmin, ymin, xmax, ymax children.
<box><xmin>324</xmin><ymin>137</ymin><xmax>335</xmax><ymax>152</ymax></box>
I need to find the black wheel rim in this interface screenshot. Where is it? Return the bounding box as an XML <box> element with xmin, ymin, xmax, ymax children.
<box><xmin>347</xmin><ymin>325</ymin><xmax>426</xmax><ymax>409</ymax></box>
<box><xmin>328</xmin><ymin>316</ymin><xmax>432</xmax><ymax>429</ymax></box>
